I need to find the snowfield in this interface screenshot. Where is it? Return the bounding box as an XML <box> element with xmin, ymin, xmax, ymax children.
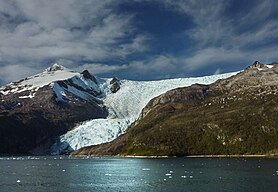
<box><xmin>0</xmin><ymin>64</ymin><xmax>79</xmax><ymax>96</ymax></box>
<box><xmin>50</xmin><ymin>71</ymin><xmax>238</xmax><ymax>154</ymax></box>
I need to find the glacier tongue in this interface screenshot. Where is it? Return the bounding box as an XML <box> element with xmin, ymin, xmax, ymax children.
<box><xmin>51</xmin><ymin>72</ymin><xmax>239</xmax><ymax>154</ymax></box>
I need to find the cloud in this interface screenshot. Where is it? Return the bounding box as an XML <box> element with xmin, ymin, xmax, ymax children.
<box><xmin>0</xmin><ymin>0</ymin><xmax>149</xmax><ymax>84</ymax></box>
<box><xmin>182</xmin><ymin>47</ymin><xmax>246</xmax><ymax>70</ymax></box>
<box><xmin>78</xmin><ymin>54</ymin><xmax>178</xmax><ymax>80</ymax></box>
<box><xmin>0</xmin><ymin>0</ymin><xmax>277</xmax><ymax>84</ymax></box>
<box><xmin>0</xmin><ymin>64</ymin><xmax>40</xmax><ymax>83</ymax></box>
<box><xmin>77</xmin><ymin>63</ymin><xmax>129</xmax><ymax>75</ymax></box>
<box><xmin>158</xmin><ymin>0</ymin><xmax>278</xmax><ymax>71</ymax></box>
<box><xmin>214</xmin><ymin>68</ymin><xmax>221</xmax><ymax>75</ymax></box>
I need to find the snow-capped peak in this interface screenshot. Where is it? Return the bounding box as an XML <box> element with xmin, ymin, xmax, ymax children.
<box><xmin>0</xmin><ymin>64</ymin><xmax>80</xmax><ymax>96</ymax></box>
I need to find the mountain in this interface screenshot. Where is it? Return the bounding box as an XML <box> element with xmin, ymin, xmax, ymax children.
<box><xmin>0</xmin><ymin>64</ymin><xmax>107</xmax><ymax>154</ymax></box>
<box><xmin>72</xmin><ymin>62</ymin><xmax>278</xmax><ymax>157</ymax></box>
<box><xmin>50</xmin><ymin>70</ymin><xmax>236</xmax><ymax>154</ymax></box>
<box><xmin>0</xmin><ymin>63</ymin><xmax>236</xmax><ymax>155</ymax></box>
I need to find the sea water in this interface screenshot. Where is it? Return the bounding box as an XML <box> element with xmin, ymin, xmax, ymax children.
<box><xmin>0</xmin><ymin>156</ymin><xmax>277</xmax><ymax>192</ymax></box>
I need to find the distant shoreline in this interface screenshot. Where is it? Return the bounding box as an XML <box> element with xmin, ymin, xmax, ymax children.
<box><xmin>71</xmin><ymin>154</ymin><xmax>278</xmax><ymax>159</ymax></box>
<box><xmin>186</xmin><ymin>154</ymin><xmax>278</xmax><ymax>158</ymax></box>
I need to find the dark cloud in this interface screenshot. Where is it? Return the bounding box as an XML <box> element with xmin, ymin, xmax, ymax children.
<box><xmin>0</xmin><ymin>0</ymin><xmax>277</xmax><ymax>84</ymax></box>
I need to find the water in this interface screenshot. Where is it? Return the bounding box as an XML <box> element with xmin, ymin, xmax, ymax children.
<box><xmin>0</xmin><ymin>156</ymin><xmax>277</xmax><ymax>192</ymax></box>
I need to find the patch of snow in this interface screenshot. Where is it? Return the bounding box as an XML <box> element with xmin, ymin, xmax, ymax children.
<box><xmin>52</xmin><ymin>82</ymin><xmax>67</xmax><ymax>102</ymax></box>
<box><xmin>265</xmin><ymin>64</ymin><xmax>274</xmax><ymax>69</ymax></box>
<box><xmin>72</xmin><ymin>75</ymin><xmax>101</xmax><ymax>95</ymax></box>
<box><xmin>18</xmin><ymin>94</ymin><xmax>35</xmax><ymax>99</ymax></box>
<box><xmin>66</xmin><ymin>84</ymin><xmax>94</xmax><ymax>101</ymax></box>
<box><xmin>51</xmin><ymin>71</ymin><xmax>239</xmax><ymax>154</ymax></box>
<box><xmin>49</xmin><ymin>73</ymin><xmax>102</xmax><ymax>103</ymax></box>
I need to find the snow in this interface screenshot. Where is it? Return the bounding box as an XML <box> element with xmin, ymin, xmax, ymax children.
<box><xmin>50</xmin><ymin>71</ymin><xmax>102</xmax><ymax>102</ymax></box>
<box><xmin>52</xmin><ymin>82</ymin><xmax>67</xmax><ymax>102</ymax></box>
<box><xmin>0</xmin><ymin>63</ymin><xmax>101</xmax><ymax>102</ymax></box>
<box><xmin>256</xmin><ymin>64</ymin><xmax>274</xmax><ymax>71</ymax></box>
<box><xmin>18</xmin><ymin>94</ymin><xmax>35</xmax><ymax>99</ymax></box>
<box><xmin>0</xmin><ymin>64</ymin><xmax>79</xmax><ymax>95</ymax></box>
<box><xmin>51</xmin><ymin>71</ymin><xmax>239</xmax><ymax>154</ymax></box>
<box><xmin>0</xmin><ymin>63</ymin><xmax>239</xmax><ymax>154</ymax></box>
<box><xmin>265</xmin><ymin>64</ymin><xmax>274</xmax><ymax>69</ymax></box>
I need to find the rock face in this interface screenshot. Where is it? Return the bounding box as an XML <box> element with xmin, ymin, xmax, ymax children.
<box><xmin>247</xmin><ymin>61</ymin><xmax>265</xmax><ymax>69</ymax></box>
<box><xmin>110</xmin><ymin>77</ymin><xmax>121</xmax><ymax>93</ymax></box>
<box><xmin>0</xmin><ymin>64</ymin><xmax>107</xmax><ymax>154</ymax></box>
<box><xmin>72</xmin><ymin>62</ymin><xmax>278</xmax><ymax>157</ymax></box>
<box><xmin>81</xmin><ymin>70</ymin><xmax>98</xmax><ymax>84</ymax></box>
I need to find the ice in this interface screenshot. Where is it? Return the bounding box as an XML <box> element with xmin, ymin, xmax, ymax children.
<box><xmin>51</xmin><ymin>71</ymin><xmax>238</xmax><ymax>154</ymax></box>
<box><xmin>142</xmin><ymin>168</ymin><xmax>150</xmax><ymax>171</ymax></box>
<box><xmin>0</xmin><ymin>64</ymin><xmax>238</xmax><ymax>154</ymax></box>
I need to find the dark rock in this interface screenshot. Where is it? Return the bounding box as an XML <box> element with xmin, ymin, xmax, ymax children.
<box><xmin>81</xmin><ymin>70</ymin><xmax>98</xmax><ymax>84</ymax></box>
<box><xmin>110</xmin><ymin>77</ymin><xmax>119</xmax><ymax>85</ymax></box>
<box><xmin>48</xmin><ymin>63</ymin><xmax>64</xmax><ymax>72</ymax></box>
<box><xmin>247</xmin><ymin>61</ymin><xmax>265</xmax><ymax>69</ymax></box>
<box><xmin>110</xmin><ymin>77</ymin><xmax>120</xmax><ymax>93</ymax></box>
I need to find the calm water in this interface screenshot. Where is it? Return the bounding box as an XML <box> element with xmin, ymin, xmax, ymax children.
<box><xmin>0</xmin><ymin>156</ymin><xmax>277</xmax><ymax>192</ymax></box>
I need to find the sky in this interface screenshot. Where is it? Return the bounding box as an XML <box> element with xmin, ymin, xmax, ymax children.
<box><xmin>0</xmin><ymin>0</ymin><xmax>277</xmax><ymax>84</ymax></box>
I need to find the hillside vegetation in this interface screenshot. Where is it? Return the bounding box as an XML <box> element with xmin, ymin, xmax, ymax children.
<box><xmin>72</xmin><ymin>62</ymin><xmax>278</xmax><ymax>157</ymax></box>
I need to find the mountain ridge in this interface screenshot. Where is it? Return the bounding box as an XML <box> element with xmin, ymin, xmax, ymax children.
<box><xmin>0</xmin><ymin>63</ymin><xmax>108</xmax><ymax>154</ymax></box>
<box><xmin>71</xmin><ymin>61</ymin><xmax>278</xmax><ymax>157</ymax></box>
<box><xmin>0</xmin><ymin>63</ymin><xmax>237</xmax><ymax>154</ymax></box>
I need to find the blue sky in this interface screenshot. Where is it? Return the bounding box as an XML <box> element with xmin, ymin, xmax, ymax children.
<box><xmin>0</xmin><ymin>0</ymin><xmax>277</xmax><ymax>84</ymax></box>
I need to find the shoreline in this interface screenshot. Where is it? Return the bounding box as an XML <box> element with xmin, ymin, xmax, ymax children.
<box><xmin>70</xmin><ymin>154</ymin><xmax>278</xmax><ymax>159</ymax></box>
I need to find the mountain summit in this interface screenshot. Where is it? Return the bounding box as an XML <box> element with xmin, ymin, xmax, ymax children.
<box><xmin>47</xmin><ymin>63</ymin><xmax>65</xmax><ymax>72</ymax></box>
<box><xmin>0</xmin><ymin>64</ymin><xmax>107</xmax><ymax>154</ymax></box>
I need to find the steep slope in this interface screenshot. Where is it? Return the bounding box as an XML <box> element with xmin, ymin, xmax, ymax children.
<box><xmin>51</xmin><ymin>72</ymin><xmax>237</xmax><ymax>154</ymax></box>
<box><xmin>0</xmin><ymin>64</ymin><xmax>107</xmax><ymax>154</ymax></box>
<box><xmin>72</xmin><ymin>62</ymin><xmax>278</xmax><ymax>157</ymax></box>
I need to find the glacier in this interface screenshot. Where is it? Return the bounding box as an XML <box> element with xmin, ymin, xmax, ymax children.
<box><xmin>50</xmin><ymin>71</ymin><xmax>238</xmax><ymax>154</ymax></box>
<box><xmin>0</xmin><ymin>63</ymin><xmax>239</xmax><ymax>154</ymax></box>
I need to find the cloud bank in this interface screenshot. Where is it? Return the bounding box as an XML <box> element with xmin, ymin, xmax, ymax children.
<box><xmin>0</xmin><ymin>0</ymin><xmax>277</xmax><ymax>83</ymax></box>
